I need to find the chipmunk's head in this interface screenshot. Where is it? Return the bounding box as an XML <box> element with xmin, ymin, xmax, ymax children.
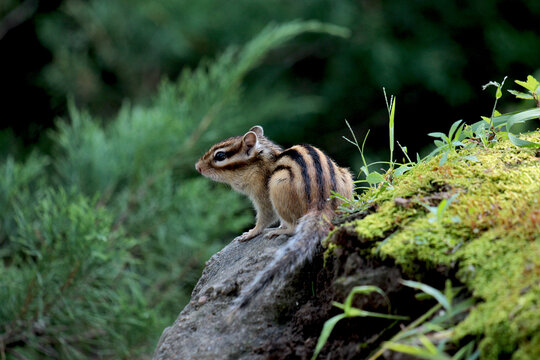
<box><xmin>195</xmin><ymin>126</ymin><xmax>268</xmax><ymax>185</ymax></box>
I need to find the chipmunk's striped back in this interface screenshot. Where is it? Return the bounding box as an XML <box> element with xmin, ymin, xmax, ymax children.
<box><xmin>269</xmin><ymin>145</ymin><xmax>353</xmax><ymax>226</ymax></box>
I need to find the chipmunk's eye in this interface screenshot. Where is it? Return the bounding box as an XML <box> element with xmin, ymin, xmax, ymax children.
<box><xmin>214</xmin><ymin>151</ymin><xmax>227</xmax><ymax>162</ymax></box>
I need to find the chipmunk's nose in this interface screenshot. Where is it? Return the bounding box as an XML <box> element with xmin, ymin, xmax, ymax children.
<box><xmin>195</xmin><ymin>163</ymin><xmax>202</xmax><ymax>173</ymax></box>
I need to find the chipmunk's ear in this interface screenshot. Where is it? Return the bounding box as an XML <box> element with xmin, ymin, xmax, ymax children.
<box><xmin>243</xmin><ymin>131</ymin><xmax>258</xmax><ymax>149</ymax></box>
<box><xmin>249</xmin><ymin>125</ymin><xmax>264</xmax><ymax>137</ymax></box>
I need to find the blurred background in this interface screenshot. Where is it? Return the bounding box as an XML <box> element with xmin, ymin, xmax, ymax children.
<box><xmin>1</xmin><ymin>0</ymin><xmax>539</xmax><ymax>358</ymax></box>
<box><xmin>3</xmin><ymin>0</ymin><xmax>540</xmax><ymax>161</ymax></box>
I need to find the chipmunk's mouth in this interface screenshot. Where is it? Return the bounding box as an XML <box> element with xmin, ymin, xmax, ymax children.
<box><xmin>195</xmin><ymin>165</ymin><xmax>223</xmax><ymax>183</ymax></box>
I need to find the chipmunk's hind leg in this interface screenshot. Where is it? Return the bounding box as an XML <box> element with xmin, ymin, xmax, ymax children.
<box><xmin>267</xmin><ymin>168</ymin><xmax>306</xmax><ymax>238</ymax></box>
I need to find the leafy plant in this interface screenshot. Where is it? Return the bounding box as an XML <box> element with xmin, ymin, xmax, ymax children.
<box><xmin>481</xmin><ymin>76</ymin><xmax>508</xmax><ymax>130</ymax></box>
<box><xmin>344</xmin><ymin>90</ymin><xmax>414</xmax><ymax>189</ymax></box>
<box><xmin>312</xmin><ymin>286</ymin><xmax>408</xmax><ymax>360</ymax></box>
<box><xmin>426</xmin><ymin>120</ymin><xmax>467</xmax><ymax>166</ymax></box>
<box><xmin>369</xmin><ymin>280</ymin><xmax>477</xmax><ymax>360</ymax></box>
<box><xmin>425</xmin><ymin>75</ymin><xmax>540</xmax><ymax>168</ymax></box>
<box><xmin>470</xmin><ymin>75</ymin><xmax>540</xmax><ymax>148</ymax></box>
<box><xmin>1</xmin><ymin>189</ymin><xmax>152</xmax><ymax>359</ymax></box>
<box><xmin>344</xmin><ymin>120</ymin><xmax>379</xmax><ymax>188</ymax></box>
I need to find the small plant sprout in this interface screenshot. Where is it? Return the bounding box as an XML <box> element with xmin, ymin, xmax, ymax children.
<box><xmin>482</xmin><ymin>76</ymin><xmax>507</xmax><ymax>130</ymax></box>
<box><xmin>343</xmin><ymin>121</ymin><xmax>386</xmax><ymax>188</ymax></box>
<box><xmin>427</xmin><ymin>120</ymin><xmax>467</xmax><ymax>166</ymax></box>
<box><xmin>344</xmin><ymin>92</ymin><xmax>414</xmax><ymax>190</ymax></box>
<box><xmin>312</xmin><ymin>286</ymin><xmax>408</xmax><ymax>360</ymax></box>
<box><xmin>418</xmin><ymin>192</ymin><xmax>461</xmax><ymax>224</ymax></box>
<box><xmin>383</xmin><ymin>87</ymin><xmax>397</xmax><ymax>169</ymax></box>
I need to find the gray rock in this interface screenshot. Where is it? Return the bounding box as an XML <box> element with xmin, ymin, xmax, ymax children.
<box><xmin>152</xmin><ymin>232</ymin><xmax>299</xmax><ymax>360</ymax></box>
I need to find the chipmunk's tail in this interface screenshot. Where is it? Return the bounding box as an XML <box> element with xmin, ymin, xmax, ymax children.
<box><xmin>229</xmin><ymin>211</ymin><xmax>330</xmax><ymax>316</ymax></box>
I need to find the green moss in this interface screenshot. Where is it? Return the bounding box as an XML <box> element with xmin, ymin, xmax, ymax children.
<box><xmin>331</xmin><ymin>130</ymin><xmax>540</xmax><ymax>359</ymax></box>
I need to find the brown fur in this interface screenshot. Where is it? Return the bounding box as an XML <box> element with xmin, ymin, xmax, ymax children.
<box><xmin>195</xmin><ymin>125</ymin><xmax>353</xmax><ymax>242</ymax></box>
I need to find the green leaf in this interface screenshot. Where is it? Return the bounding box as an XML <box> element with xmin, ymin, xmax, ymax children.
<box><xmin>505</xmin><ymin>108</ymin><xmax>540</xmax><ymax>134</ymax></box>
<box><xmin>366</xmin><ymin>172</ymin><xmax>386</xmax><ymax>185</ymax></box>
<box><xmin>439</xmin><ymin>151</ymin><xmax>449</xmax><ymax>166</ymax></box>
<box><xmin>508</xmin><ymin>133</ymin><xmax>540</xmax><ymax>148</ymax></box>
<box><xmin>428</xmin><ymin>132</ymin><xmax>447</xmax><ymax>139</ymax></box>
<box><xmin>312</xmin><ymin>314</ymin><xmax>346</xmax><ymax>360</ymax></box>
<box><xmin>470</xmin><ymin>108</ymin><xmax>540</xmax><ymax>133</ymax></box>
<box><xmin>389</xmin><ymin>96</ymin><xmax>396</xmax><ymax>158</ymax></box>
<box><xmin>507</xmin><ymin>89</ymin><xmax>534</xmax><ymax>100</ymax></box>
<box><xmin>495</xmin><ymin>86</ymin><xmax>502</xmax><ymax>99</ymax></box>
<box><xmin>448</xmin><ymin>120</ymin><xmax>463</xmax><ymax>140</ymax></box>
<box><xmin>463</xmin><ymin>155</ymin><xmax>478</xmax><ymax>162</ymax></box>
<box><xmin>383</xmin><ymin>342</ymin><xmax>435</xmax><ymax>357</ymax></box>
<box><xmin>400</xmin><ymin>280</ymin><xmax>452</xmax><ymax>311</ymax></box>
<box><xmin>515</xmin><ymin>75</ymin><xmax>540</xmax><ymax>92</ymax></box>
<box><xmin>453</xmin><ymin>124</ymin><xmax>465</xmax><ymax>142</ymax></box>
<box><xmin>332</xmin><ymin>303</ymin><xmax>409</xmax><ymax>321</ymax></box>
<box><xmin>452</xmin><ymin>343</ymin><xmax>472</xmax><ymax>360</ymax></box>
<box><xmin>389</xmin><ymin>97</ymin><xmax>396</xmax><ymax>128</ymax></box>
<box><xmin>348</xmin><ymin>308</ymin><xmax>409</xmax><ymax>320</ymax></box>
<box><xmin>394</xmin><ymin>164</ymin><xmax>413</xmax><ymax>177</ymax></box>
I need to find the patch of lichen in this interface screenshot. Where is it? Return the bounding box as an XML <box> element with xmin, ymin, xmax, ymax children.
<box><xmin>331</xmin><ymin>130</ymin><xmax>540</xmax><ymax>359</ymax></box>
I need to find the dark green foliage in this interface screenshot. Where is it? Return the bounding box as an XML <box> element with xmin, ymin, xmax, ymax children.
<box><xmin>0</xmin><ymin>154</ymin><xmax>49</xmax><ymax>248</ymax></box>
<box><xmin>1</xmin><ymin>187</ymin><xmax>152</xmax><ymax>359</ymax></box>
<box><xmin>26</xmin><ymin>0</ymin><xmax>540</xmax><ymax>159</ymax></box>
<box><xmin>0</xmin><ymin>20</ymin><xmax>349</xmax><ymax>359</ymax></box>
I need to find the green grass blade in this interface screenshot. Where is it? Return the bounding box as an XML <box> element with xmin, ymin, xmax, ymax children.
<box><xmin>470</xmin><ymin>108</ymin><xmax>540</xmax><ymax>133</ymax></box>
<box><xmin>418</xmin><ymin>334</ymin><xmax>439</xmax><ymax>354</ymax></box>
<box><xmin>400</xmin><ymin>280</ymin><xmax>451</xmax><ymax>311</ymax></box>
<box><xmin>347</xmin><ymin>308</ymin><xmax>409</xmax><ymax>320</ymax></box>
<box><xmin>344</xmin><ymin>285</ymin><xmax>389</xmax><ymax>311</ymax></box>
<box><xmin>508</xmin><ymin>133</ymin><xmax>540</xmax><ymax>148</ymax></box>
<box><xmin>505</xmin><ymin>108</ymin><xmax>540</xmax><ymax>133</ymax></box>
<box><xmin>312</xmin><ymin>314</ymin><xmax>346</xmax><ymax>360</ymax></box>
<box><xmin>451</xmin><ymin>341</ymin><xmax>475</xmax><ymax>360</ymax></box>
<box><xmin>383</xmin><ymin>342</ymin><xmax>434</xmax><ymax>357</ymax></box>
<box><xmin>389</xmin><ymin>96</ymin><xmax>396</xmax><ymax>165</ymax></box>
<box><xmin>448</xmin><ymin>120</ymin><xmax>463</xmax><ymax>140</ymax></box>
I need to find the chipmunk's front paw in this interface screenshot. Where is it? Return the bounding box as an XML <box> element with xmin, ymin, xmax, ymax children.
<box><xmin>235</xmin><ymin>228</ymin><xmax>261</xmax><ymax>242</ymax></box>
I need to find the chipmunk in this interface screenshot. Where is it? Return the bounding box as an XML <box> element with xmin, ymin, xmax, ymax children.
<box><xmin>195</xmin><ymin>125</ymin><xmax>354</xmax><ymax>311</ymax></box>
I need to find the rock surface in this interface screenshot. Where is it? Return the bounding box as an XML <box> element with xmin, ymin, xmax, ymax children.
<box><xmin>152</xmin><ymin>232</ymin><xmax>304</xmax><ymax>360</ymax></box>
<box><xmin>152</xmin><ymin>224</ymin><xmax>411</xmax><ymax>360</ymax></box>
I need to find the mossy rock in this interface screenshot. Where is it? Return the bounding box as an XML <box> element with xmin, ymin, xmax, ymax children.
<box><xmin>327</xmin><ymin>130</ymin><xmax>540</xmax><ymax>359</ymax></box>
